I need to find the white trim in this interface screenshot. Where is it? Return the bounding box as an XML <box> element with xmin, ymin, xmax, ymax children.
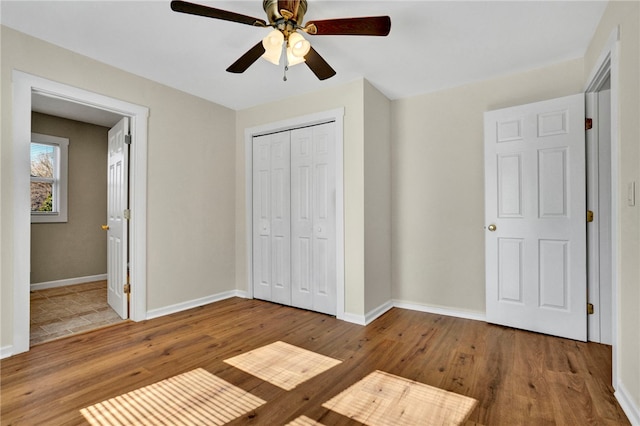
<box><xmin>615</xmin><ymin>382</ymin><xmax>640</xmax><ymax>426</ymax></box>
<box><xmin>344</xmin><ymin>299</ymin><xmax>486</xmax><ymax>326</ymax></box>
<box><xmin>11</xmin><ymin>71</ymin><xmax>149</xmax><ymax>356</ymax></box>
<box><xmin>340</xmin><ymin>312</ymin><xmax>366</xmax><ymax>326</ymax></box>
<box><xmin>30</xmin><ymin>133</ymin><xmax>69</xmax><ymax>223</ymax></box>
<box><xmin>585</xmin><ymin>28</ymin><xmax>619</xmax><ymax>93</ymax></box>
<box><xmin>1</xmin><ymin>346</ymin><xmax>14</xmax><ymax>359</ymax></box>
<box><xmin>30</xmin><ymin>274</ymin><xmax>108</xmax><ymax>291</ymax></box>
<box><xmin>365</xmin><ymin>300</ymin><xmax>394</xmax><ymax>324</ymax></box>
<box><xmin>584</xmin><ymin>27</ymin><xmax>621</xmax><ymax>391</ymax></box>
<box><xmin>243</xmin><ymin>108</ymin><xmax>345</xmax><ymax>319</ymax></box>
<box><xmin>146</xmin><ymin>290</ymin><xmax>247</xmax><ymax>320</ymax></box>
<box><xmin>235</xmin><ymin>290</ymin><xmax>250</xmax><ymax>299</ymax></box>
<box><xmin>393</xmin><ymin>300</ymin><xmax>487</xmax><ymax>323</ymax></box>
<box><xmin>585</xmin><ymin>91</ymin><xmax>601</xmax><ymax>343</ymax></box>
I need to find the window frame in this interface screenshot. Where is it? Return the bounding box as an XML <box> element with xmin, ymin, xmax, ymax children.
<box><xmin>30</xmin><ymin>132</ymin><xmax>69</xmax><ymax>223</ymax></box>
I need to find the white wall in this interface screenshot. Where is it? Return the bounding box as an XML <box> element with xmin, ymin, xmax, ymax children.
<box><xmin>1</xmin><ymin>26</ymin><xmax>236</xmax><ymax>348</ymax></box>
<box><xmin>390</xmin><ymin>58</ymin><xmax>585</xmax><ymax>315</ymax></box>
<box><xmin>584</xmin><ymin>0</ymin><xmax>640</xmax><ymax>419</ymax></box>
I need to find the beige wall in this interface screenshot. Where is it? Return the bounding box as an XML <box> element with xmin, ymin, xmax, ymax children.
<box><xmin>235</xmin><ymin>79</ymin><xmax>368</xmax><ymax>316</ymax></box>
<box><xmin>584</xmin><ymin>0</ymin><xmax>640</xmax><ymax>414</ymax></box>
<box><xmin>1</xmin><ymin>26</ymin><xmax>236</xmax><ymax>348</ymax></box>
<box><xmin>391</xmin><ymin>58</ymin><xmax>585</xmax><ymax>314</ymax></box>
<box><xmin>30</xmin><ymin>113</ymin><xmax>109</xmax><ymax>283</ymax></box>
<box><xmin>363</xmin><ymin>80</ymin><xmax>392</xmax><ymax>313</ymax></box>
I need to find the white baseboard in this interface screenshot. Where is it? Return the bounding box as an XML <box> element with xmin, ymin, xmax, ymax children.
<box><xmin>365</xmin><ymin>300</ymin><xmax>394</xmax><ymax>325</ymax></box>
<box><xmin>340</xmin><ymin>312</ymin><xmax>366</xmax><ymax>326</ymax></box>
<box><xmin>392</xmin><ymin>299</ymin><xmax>486</xmax><ymax>322</ymax></box>
<box><xmin>341</xmin><ymin>299</ymin><xmax>484</xmax><ymax>327</ymax></box>
<box><xmin>616</xmin><ymin>382</ymin><xmax>640</xmax><ymax>426</ymax></box>
<box><xmin>234</xmin><ymin>290</ymin><xmax>250</xmax><ymax>299</ymax></box>
<box><xmin>31</xmin><ymin>274</ymin><xmax>107</xmax><ymax>291</ymax></box>
<box><xmin>145</xmin><ymin>290</ymin><xmax>245</xmax><ymax>320</ymax></box>
<box><xmin>1</xmin><ymin>345</ymin><xmax>14</xmax><ymax>359</ymax></box>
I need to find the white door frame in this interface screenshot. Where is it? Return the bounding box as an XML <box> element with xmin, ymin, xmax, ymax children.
<box><xmin>10</xmin><ymin>71</ymin><xmax>149</xmax><ymax>356</ymax></box>
<box><xmin>244</xmin><ymin>108</ymin><xmax>345</xmax><ymax>320</ymax></box>
<box><xmin>584</xmin><ymin>28</ymin><xmax>620</xmax><ymax>386</ymax></box>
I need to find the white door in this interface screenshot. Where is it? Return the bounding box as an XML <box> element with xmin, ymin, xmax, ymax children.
<box><xmin>252</xmin><ymin>132</ymin><xmax>291</xmax><ymax>305</ymax></box>
<box><xmin>484</xmin><ymin>94</ymin><xmax>587</xmax><ymax>341</ymax></box>
<box><xmin>107</xmin><ymin>117</ymin><xmax>129</xmax><ymax>319</ymax></box>
<box><xmin>291</xmin><ymin>122</ymin><xmax>337</xmax><ymax>315</ymax></box>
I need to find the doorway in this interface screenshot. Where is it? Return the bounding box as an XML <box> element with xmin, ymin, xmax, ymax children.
<box><xmin>586</xmin><ymin>75</ymin><xmax>615</xmax><ymax>345</ymax></box>
<box><xmin>29</xmin><ymin>108</ymin><xmax>125</xmax><ymax>345</ymax></box>
<box><xmin>9</xmin><ymin>71</ymin><xmax>148</xmax><ymax>356</ymax></box>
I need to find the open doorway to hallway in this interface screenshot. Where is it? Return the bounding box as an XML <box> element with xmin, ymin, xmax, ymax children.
<box><xmin>28</xmin><ymin>97</ymin><xmax>127</xmax><ymax>345</ymax></box>
<box><xmin>9</xmin><ymin>71</ymin><xmax>148</xmax><ymax>357</ymax></box>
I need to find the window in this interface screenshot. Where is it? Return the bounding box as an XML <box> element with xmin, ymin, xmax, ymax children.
<box><xmin>30</xmin><ymin>133</ymin><xmax>69</xmax><ymax>223</ymax></box>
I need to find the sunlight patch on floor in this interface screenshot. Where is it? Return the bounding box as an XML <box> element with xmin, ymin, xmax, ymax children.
<box><xmin>224</xmin><ymin>341</ymin><xmax>342</xmax><ymax>391</ymax></box>
<box><xmin>80</xmin><ymin>368</ymin><xmax>265</xmax><ymax>426</ymax></box>
<box><xmin>322</xmin><ymin>370</ymin><xmax>478</xmax><ymax>426</ymax></box>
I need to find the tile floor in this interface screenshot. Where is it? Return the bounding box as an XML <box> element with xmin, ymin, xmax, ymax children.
<box><xmin>30</xmin><ymin>280</ymin><xmax>124</xmax><ymax>346</ymax></box>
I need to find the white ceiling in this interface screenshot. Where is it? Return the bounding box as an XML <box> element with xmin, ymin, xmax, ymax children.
<box><xmin>2</xmin><ymin>1</ymin><xmax>607</xmax><ymax>111</ymax></box>
<box><xmin>32</xmin><ymin>92</ymin><xmax>126</xmax><ymax>127</ymax></box>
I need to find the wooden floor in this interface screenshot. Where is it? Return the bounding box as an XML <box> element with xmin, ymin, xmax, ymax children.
<box><xmin>0</xmin><ymin>297</ymin><xmax>629</xmax><ymax>425</ymax></box>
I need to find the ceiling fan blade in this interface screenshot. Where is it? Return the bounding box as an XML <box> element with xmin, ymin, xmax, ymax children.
<box><xmin>306</xmin><ymin>16</ymin><xmax>391</xmax><ymax>36</ymax></box>
<box><xmin>226</xmin><ymin>42</ymin><xmax>266</xmax><ymax>74</ymax></box>
<box><xmin>304</xmin><ymin>47</ymin><xmax>336</xmax><ymax>81</ymax></box>
<box><xmin>171</xmin><ymin>1</ymin><xmax>267</xmax><ymax>27</ymax></box>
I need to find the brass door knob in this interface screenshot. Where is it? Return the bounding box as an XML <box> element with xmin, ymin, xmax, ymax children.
<box><xmin>101</xmin><ymin>225</ymin><xmax>109</xmax><ymax>231</ymax></box>
<box><xmin>488</xmin><ymin>224</ymin><xmax>497</xmax><ymax>232</ymax></box>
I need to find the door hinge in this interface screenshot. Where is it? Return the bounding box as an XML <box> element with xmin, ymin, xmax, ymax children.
<box><xmin>124</xmin><ymin>134</ymin><xmax>132</xmax><ymax>145</ymax></box>
<box><xmin>585</xmin><ymin>118</ymin><xmax>593</xmax><ymax>130</ymax></box>
<box><xmin>587</xmin><ymin>210</ymin><xmax>594</xmax><ymax>223</ymax></box>
<box><xmin>587</xmin><ymin>303</ymin><xmax>594</xmax><ymax>315</ymax></box>
<box><xmin>124</xmin><ymin>283</ymin><xmax>131</xmax><ymax>294</ymax></box>
<box><xmin>124</xmin><ymin>209</ymin><xmax>131</xmax><ymax>220</ymax></box>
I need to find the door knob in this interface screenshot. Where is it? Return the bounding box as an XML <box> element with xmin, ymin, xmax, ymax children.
<box><xmin>101</xmin><ymin>225</ymin><xmax>109</xmax><ymax>231</ymax></box>
<box><xmin>488</xmin><ymin>224</ymin><xmax>497</xmax><ymax>232</ymax></box>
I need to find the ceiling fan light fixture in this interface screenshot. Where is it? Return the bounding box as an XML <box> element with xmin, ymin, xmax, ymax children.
<box><xmin>288</xmin><ymin>32</ymin><xmax>311</xmax><ymax>58</ymax></box>
<box><xmin>261</xmin><ymin>29</ymin><xmax>284</xmax><ymax>65</ymax></box>
<box><xmin>286</xmin><ymin>46</ymin><xmax>306</xmax><ymax>66</ymax></box>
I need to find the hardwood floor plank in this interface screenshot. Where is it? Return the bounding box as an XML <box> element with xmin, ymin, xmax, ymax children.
<box><xmin>0</xmin><ymin>298</ymin><xmax>630</xmax><ymax>425</ymax></box>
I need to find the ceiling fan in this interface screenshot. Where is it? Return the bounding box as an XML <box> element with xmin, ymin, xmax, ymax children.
<box><xmin>170</xmin><ymin>0</ymin><xmax>391</xmax><ymax>80</ymax></box>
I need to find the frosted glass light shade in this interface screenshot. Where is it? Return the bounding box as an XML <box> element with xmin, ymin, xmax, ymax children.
<box><xmin>262</xmin><ymin>29</ymin><xmax>284</xmax><ymax>65</ymax></box>
<box><xmin>288</xmin><ymin>32</ymin><xmax>310</xmax><ymax>58</ymax></box>
<box><xmin>286</xmin><ymin>46</ymin><xmax>305</xmax><ymax>66</ymax></box>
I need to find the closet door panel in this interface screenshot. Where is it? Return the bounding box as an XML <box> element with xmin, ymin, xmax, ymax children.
<box><xmin>310</xmin><ymin>122</ymin><xmax>336</xmax><ymax>315</ymax></box>
<box><xmin>252</xmin><ymin>135</ymin><xmax>273</xmax><ymax>301</ymax></box>
<box><xmin>291</xmin><ymin>127</ymin><xmax>314</xmax><ymax>310</ymax></box>
<box><xmin>270</xmin><ymin>132</ymin><xmax>291</xmax><ymax>305</ymax></box>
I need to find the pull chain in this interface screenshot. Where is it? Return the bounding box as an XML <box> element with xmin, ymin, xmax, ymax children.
<box><xmin>283</xmin><ymin>49</ymin><xmax>289</xmax><ymax>81</ymax></box>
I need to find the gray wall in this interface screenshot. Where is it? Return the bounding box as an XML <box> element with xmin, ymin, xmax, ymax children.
<box><xmin>30</xmin><ymin>112</ymin><xmax>108</xmax><ymax>283</ymax></box>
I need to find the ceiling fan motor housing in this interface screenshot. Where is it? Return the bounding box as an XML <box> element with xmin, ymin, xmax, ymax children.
<box><xmin>263</xmin><ymin>0</ymin><xmax>307</xmax><ymax>27</ymax></box>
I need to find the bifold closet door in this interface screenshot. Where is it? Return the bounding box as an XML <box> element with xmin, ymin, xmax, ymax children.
<box><xmin>290</xmin><ymin>122</ymin><xmax>337</xmax><ymax>315</ymax></box>
<box><xmin>252</xmin><ymin>132</ymin><xmax>291</xmax><ymax>306</ymax></box>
